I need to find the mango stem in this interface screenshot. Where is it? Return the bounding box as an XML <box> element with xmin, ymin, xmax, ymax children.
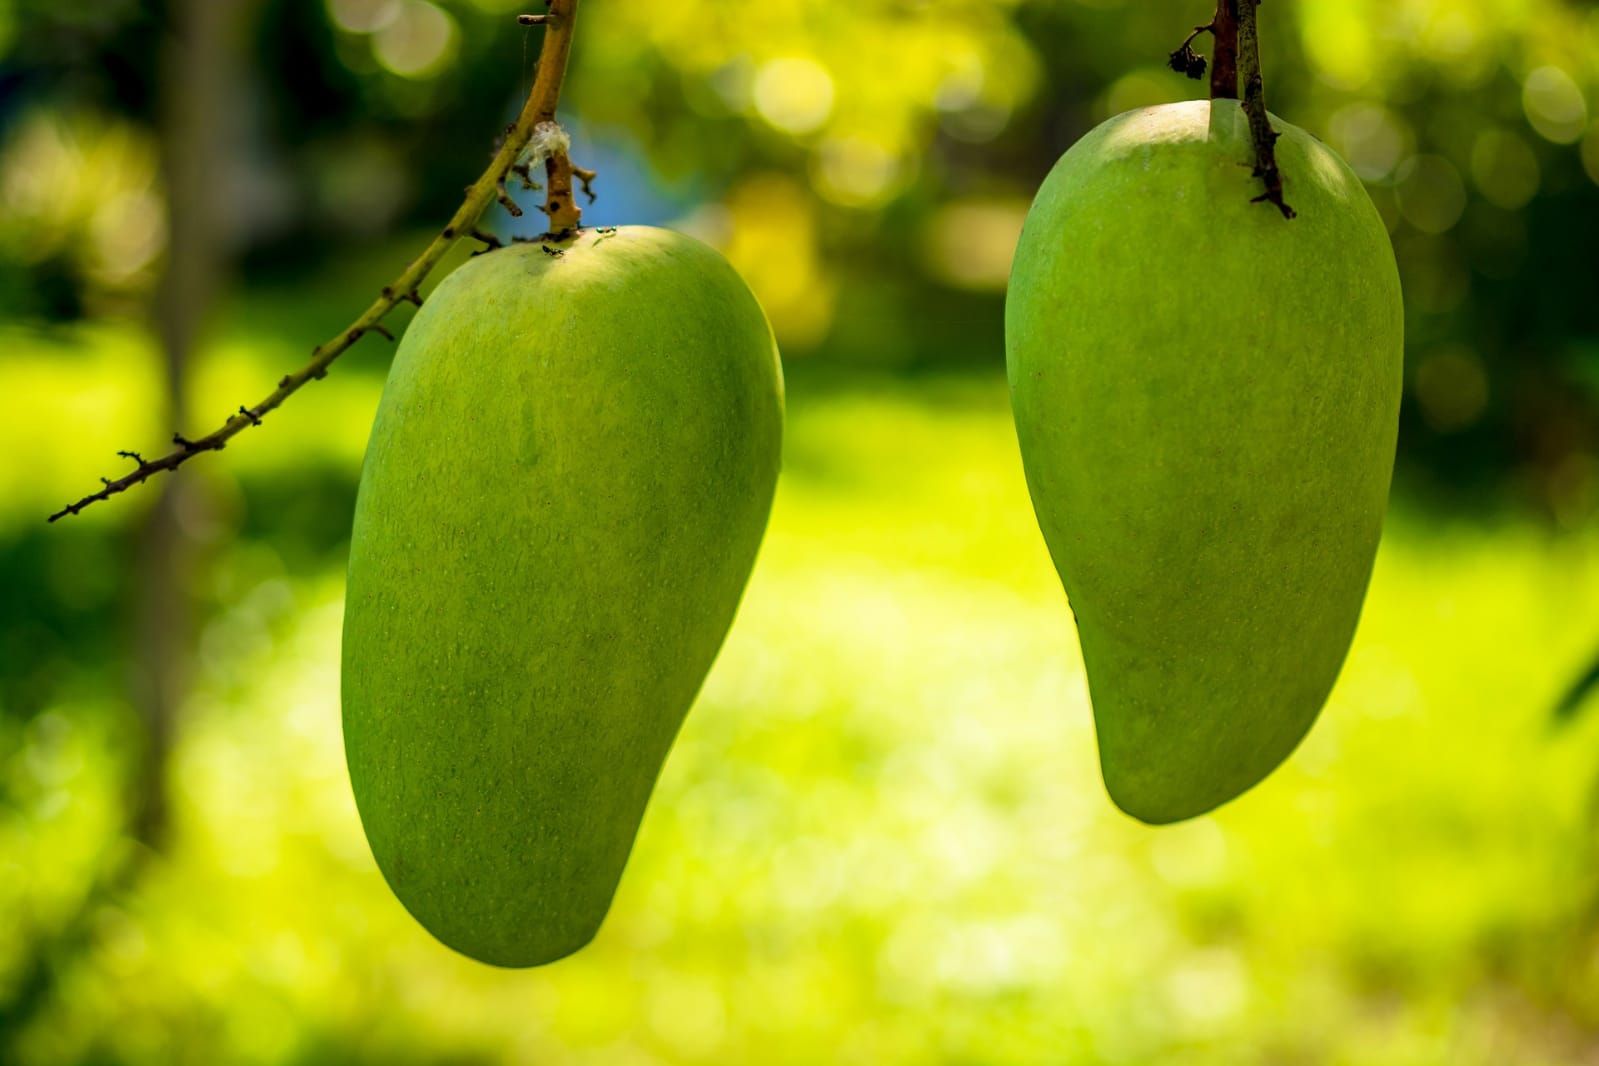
<box><xmin>1209</xmin><ymin>0</ymin><xmax>1238</xmax><ymax>101</ymax></box>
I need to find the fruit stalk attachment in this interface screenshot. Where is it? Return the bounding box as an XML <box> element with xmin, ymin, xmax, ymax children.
<box><xmin>1209</xmin><ymin>0</ymin><xmax>1239</xmax><ymax>101</ymax></box>
<box><xmin>1165</xmin><ymin>0</ymin><xmax>1293</xmax><ymax>218</ymax></box>
<box><xmin>1166</xmin><ymin>0</ymin><xmax>1237</xmax><ymax>99</ymax></box>
<box><xmin>49</xmin><ymin>1</ymin><xmax>593</xmax><ymax>523</ymax></box>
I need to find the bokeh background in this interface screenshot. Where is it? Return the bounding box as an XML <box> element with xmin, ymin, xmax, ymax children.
<box><xmin>4</xmin><ymin>0</ymin><xmax>1599</xmax><ymax>1062</ymax></box>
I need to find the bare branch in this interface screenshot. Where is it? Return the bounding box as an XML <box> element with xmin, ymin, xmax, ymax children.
<box><xmin>50</xmin><ymin>1</ymin><xmax>589</xmax><ymax>523</ymax></box>
<box><xmin>1237</xmin><ymin>0</ymin><xmax>1295</xmax><ymax>218</ymax></box>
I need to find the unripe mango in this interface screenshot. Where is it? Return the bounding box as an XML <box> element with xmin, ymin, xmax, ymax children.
<box><xmin>342</xmin><ymin>227</ymin><xmax>782</xmax><ymax>965</ymax></box>
<box><xmin>1005</xmin><ymin>101</ymin><xmax>1402</xmax><ymax>824</ymax></box>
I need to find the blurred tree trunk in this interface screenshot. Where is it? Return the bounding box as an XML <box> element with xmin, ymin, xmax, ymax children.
<box><xmin>130</xmin><ymin>0</ymin><xmax>256</xmax><ymax>848</ymax></box>
<box><xmin>0</xmin><ymin>2</ymin><xmax>260</xmax><ymax>1050</ymax></box>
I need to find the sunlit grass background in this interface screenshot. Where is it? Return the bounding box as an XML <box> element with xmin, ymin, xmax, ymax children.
<box><xmin>8</xmin><ymin>306</ymin><xmax>1599</xmax><ymax>1063</ymax></box>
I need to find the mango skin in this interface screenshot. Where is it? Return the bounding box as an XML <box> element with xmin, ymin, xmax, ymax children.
<box><xmin>342</xmin><ymin>227</ymin><xmax>782</xmax><ymax>966</ymax></box>
<box><xmin>1005</xmin><ymin>100</ymin><xmax>1402</xmax><ymax>824</ymax></box>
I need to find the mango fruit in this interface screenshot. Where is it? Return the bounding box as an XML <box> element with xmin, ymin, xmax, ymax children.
<box><xmin>1005</xmin><ymin>100</ymin><xmax>1402</xmax><ymax>824</ymax></box>
<box><xmin>342</xmin><ymin>226</ymin><xmax>783</xmax><ymax>966</ymax></box>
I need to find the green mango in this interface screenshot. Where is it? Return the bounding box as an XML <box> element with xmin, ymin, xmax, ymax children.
<box><xmin>342</xmin><ymin>226</ymin><xmax>783</xmax><ymax>966</ymax></box>
<box><xmin>1005</xmin><ymin>100</ymin><xmax>1402</xmax><ymax>824</ymax></box>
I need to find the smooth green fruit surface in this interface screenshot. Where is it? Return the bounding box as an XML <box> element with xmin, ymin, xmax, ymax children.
<box><xmin>342</xmin><ymin>226</ymin><xmax>783</xmax><ymax>966</ymax></box>
<box><xmin>1006</xmin><ymin>100</ymin><xmax>1402</xmax><ymax>824</ymax></box>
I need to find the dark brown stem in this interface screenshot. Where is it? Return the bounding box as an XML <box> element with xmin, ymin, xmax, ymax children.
<box><xmin>48</xmin><ymin>4</ymin><xmax>588</xmax><ymax>523</ymax></box>
<box><xmin>1237</xmin><ymin>0</ymin><xmax>1295</xmax><ymax>218</ymax></box>
<box><xmin>1210</xmin><ymin>0</ymin><xmax>1239</xmax><ymax>99</ymax></box>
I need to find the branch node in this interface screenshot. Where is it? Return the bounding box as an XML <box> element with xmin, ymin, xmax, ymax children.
<box><xmin>511</xmin><ymin>163</ymin><xmax>542</xmax><ymax>191</ymax></box>
<box><xmin>572</xmin><ymin>164</ymin><xmax>597</xmax><ymax>203</ymax></box>
<box><xmin>238</xmin><ymin>406</ymin><xmax>263</xmax><ymax>426</ymax></box>
<box><xmin>496</xmin><ymin>180</ymin><xmax>524</xmax><ymax>218</ymax></box>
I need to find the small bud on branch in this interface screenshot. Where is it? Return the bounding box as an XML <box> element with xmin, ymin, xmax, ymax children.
<box><xmin>1168</xmin><ymin>24</ymin><xmax>1212</xmax><ymax>81</ymax></box>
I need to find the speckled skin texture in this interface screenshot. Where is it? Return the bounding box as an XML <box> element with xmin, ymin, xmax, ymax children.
<box><xmin>342</xmin><ymin>227</ymin><xmax>783</xmax><ymax>966</ymax></box>
<box><xmin>1006</xmin><ymin>101</ymin><xmax>1402</xmax><ymax>825</ymax></box>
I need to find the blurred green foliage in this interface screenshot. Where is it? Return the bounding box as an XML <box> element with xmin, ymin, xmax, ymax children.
<box><xmin>4</xmin><ymin>0</ymin><xmax>1599</xmax><ymax>1063</ymax></box>
<box><xmin>3</xmin><ymin>0</ymin><xmax>1598</xmax><ymax>505</ymax></box>
<box><xmin>8</xmin><ymin>327</ymin><xmax>1599</xmax><ymax>1061</ymax></box>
